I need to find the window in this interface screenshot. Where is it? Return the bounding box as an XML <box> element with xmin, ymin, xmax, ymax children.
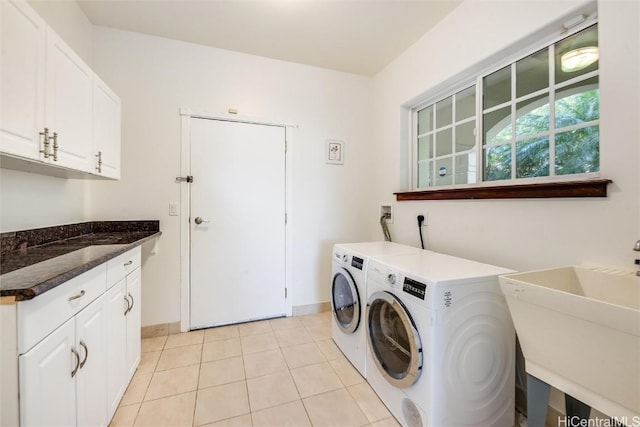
<box><xmin>413</xmin><ymin>22</ymin><xmax>599</xmax><ymax>190</ymax></box>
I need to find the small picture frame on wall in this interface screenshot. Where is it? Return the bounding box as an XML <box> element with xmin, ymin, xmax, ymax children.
<box><xmin>326</xmin><ymin>140</ymin><xmax>344</xmax><ymax>165</ymax></box>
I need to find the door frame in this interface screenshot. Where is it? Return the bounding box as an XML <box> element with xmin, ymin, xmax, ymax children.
<box><xmin>178</xmin><ymin>108</ymin><xmax>296</xmax><ymax>332</ymax></box>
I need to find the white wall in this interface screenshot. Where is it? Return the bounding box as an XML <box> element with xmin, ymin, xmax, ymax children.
<box><xmin>371</xmin><ymin>0</ymin><xmax>639</xmax><ymax>417</ymax></box>
<box><xmin>371</xmin><ymin>0</ymin><xmax>639</xmax><ymax>272</ymax></box>
<box><xmin>89</xmin><ymin>27</ymin><xmax>374</xmax><ymax>326</ymax></box>
<box><xmin>1</xmin><ymin>0</ymin><xmax>94</xmax><ymax>233</ymax></box>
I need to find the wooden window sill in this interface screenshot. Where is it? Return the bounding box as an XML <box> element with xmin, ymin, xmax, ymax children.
<box><xmin>395</xmin><ymin>179</ymin><xmax>612</xmax><ymax>201</ymax></box>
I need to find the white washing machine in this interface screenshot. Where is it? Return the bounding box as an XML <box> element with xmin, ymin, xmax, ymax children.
<box><xmin>331</xmin><ymin>242</ymin><xmax>422</xmax><ymax>377</ymax></box>
<box><xmin>365</xmin><ymin>251</ymin><xmax>516</xmax><ymax>427</ymax></box>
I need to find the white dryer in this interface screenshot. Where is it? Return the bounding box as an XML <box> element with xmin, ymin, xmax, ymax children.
<box><xmin>365</xmin><ymin>251</ymin><xmax>516</xmax><ymax>427</ymax></box>
<box><xmin>331</xmin><ymin>242</ymin><xmax>422</xmax><ymax>377</ymax></box>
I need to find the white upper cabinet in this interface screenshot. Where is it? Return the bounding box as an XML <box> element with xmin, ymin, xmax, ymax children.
<box><xmin>93</xmin><ymin>75</ymin><xmax>121</xmax><ymax>179</ymax></box>
<box><xmin>0</xmin><ymin>0</ymin><xmax>121</xmax><ymax>179</ymax></box>
<box><xmin>45</xmin><ymin>28</ymin><xmax>94</xmax><ymax>172</ymax></box>
<box><xmin>0</xmin><ymin>0</ymin><xmax>46</xmax><ymax>160</ymax></box>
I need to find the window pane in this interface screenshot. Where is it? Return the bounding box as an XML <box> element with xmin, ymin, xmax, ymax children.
<box><xmin>456</xmin><ymin>87</ymin><xmax>475</xmax><ymax>120</ymax></box>
<box><xmin>484</xmin><ymin>106</ymin><xmax>512</xmax><ymax>144</ymax></box>
<box><xmin>483</xmin><ymin>65</ymin><xmax>511</xmax><ymax>109</ymax></box>
<box><xmin>555</xmin><ymin>77</ymin><xmax>599</xmax><ymax>129</ymax></box>
<box><xmin>417</xmin><ymin>161</ymin><xmax>431</xmax><ymax>188</ymax></box>
<box><xmin>435</xmin><ymin>158</ymin><xmax>453</xmax><ymax>186</ymax></box>
<box><xmin>516</xmin><ymin>94</ymin><xmax>549</xmax><ymax>137</ymax></box>
<box><xmin>555</xmin><ymin>126</ymin><xmax>599</xmax><ymax>175</ymax></box>
<box><xmin>455</xmin><ymin>122</ymin><xmax>475</xmax><ymax>152</ymax></box>
<box><xmin>484</xmin><ymin>144</ymin><xmax>511</xmax><ymax>181</ymax></box>
<box><xmin>436</xmin><ymin>96</ymin><xmax>453</xmax><ymax>128</ymax></box>
<box><xmin>455</xmin><ymin>154</ymin><xmax>476</xmax><ymax>185</ymax></box>
<box><xmin>516</xmin><ymin>136</ymin><xmax>549</xmax><ymax>178</ymax></box>
<box><xmin>435</xmin><ymin>128</ymin><xmax>452</xmax><ymax>157</ymax></box>
<box><xmin>555</xmin><ymin>25</ymin><xmax>598</xmax><ymax>84</ymax></box>
<box><xmin>417</xmin><ymin>135</ymin><xmax>432</xmax><ymax>161</ymax></box>
<box><xmin>516</xmin><ymin>48</ymin><xmax>549</xmax><ymax>98</ymax></box>
<box><xmin>417</xmin><ymin>106</ymin><xmax>433</xmax><ymax>135</ymax></box>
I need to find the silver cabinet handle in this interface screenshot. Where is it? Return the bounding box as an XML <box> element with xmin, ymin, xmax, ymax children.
<box><xmin>68</xmin><ymin>290</ymin><xmax>86</xmax><ymax>301</ymax></box>
<box><xmin>39</xmin><ymin>128</ymin><xmax>50</xmax><ymax>158</ymax></box>
<box><xmin>124</xmin><ymin>295</ymin><xmax>131</xmax><ymax>315</ymax></box>
<box><xmin>124</xmin><ymin>260</ymin><xmax>133</xmax><ymax>267</ymax></box>
<box><xmin>125</xmin><ymin>292</ymin><xmax>134</xmax><ymax>315</ymax></box>
<box><xmin>71</xmin><ymin>347</ymin><xmax>80</xmax><ymax>378</ymax></box>
<box><xmin>95</xmin><ymin>151</ymin><xmax>103</xmax><ymax>173</ymax></box>
<box><xmin>79</xmin><ymin>340</ymin><xmax>88</xmax><ymax>369</ymax></box>
<box><xmin>51</xmin><ymin>132</ymin><xmax>58</xmax><ymax>161</ymax></box>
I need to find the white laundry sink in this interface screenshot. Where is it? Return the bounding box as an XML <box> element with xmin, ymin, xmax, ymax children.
<box><xmin>499</xmin><ymin>266</ymin><xmax>640</xmax><ymax>420</ymax></box>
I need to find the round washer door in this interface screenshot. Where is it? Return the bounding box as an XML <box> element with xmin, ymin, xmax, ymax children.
<box><xmin>367</xmin><ymin>291</ymin><xmax>422</xmax><ymax>388</ymax></box>
<box><xmin>331</xmin><ymin>267</ymin><xmax>361</xmax><ymax>334</ymax></box>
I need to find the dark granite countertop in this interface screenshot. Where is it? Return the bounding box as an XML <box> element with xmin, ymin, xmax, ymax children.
<box><xmin>0</xmin><ymin>221</ymin><xmax>161</xmax><ymax>301</ymax></box>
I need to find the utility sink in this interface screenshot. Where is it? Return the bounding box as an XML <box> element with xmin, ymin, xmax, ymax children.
<box><xmin>499</xmin><ymin>266</ymin><xmax>640</xmax><ymax>420</ymax></box>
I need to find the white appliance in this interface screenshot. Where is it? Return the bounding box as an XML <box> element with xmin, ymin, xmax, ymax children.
<box><xmin>330</xmin><ymin>242</ymin><xmax>422</xmax><ymax>377</ymax></box>
<box><xmin>365</xmin><ymin>251</ymin><xmax>516</xmax><ymax>427</ymax></box>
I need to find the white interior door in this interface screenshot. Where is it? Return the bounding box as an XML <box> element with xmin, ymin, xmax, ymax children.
<box><xmin>190</xmin><ymin>118</ymin><xmax>286</xmax><ymax>329</ymax></box>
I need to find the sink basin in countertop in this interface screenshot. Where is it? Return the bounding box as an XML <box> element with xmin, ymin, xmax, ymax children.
<box><xmin>499</xmin><ymin>265</ymin><xmax>640</xmax><ymax>420</ymax></box>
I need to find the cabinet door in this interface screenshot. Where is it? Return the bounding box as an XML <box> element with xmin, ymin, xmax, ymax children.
<box><xmin>19</xmin><ymin>317</ymin><xmax>76</xmax><ymax>427</ymax></box>
<box><xmin>45</xmin><ymin>27</ymin><xmax>93</xmax><ymax>171</ymax></box>
<box><xmin>105</xmin><ymin>279</ymin><xmax>127</xmax><ymax>420</ymax></box>
<box><xmin>93</xmin><ymin>75</ymin><xmax>121</xmax><ymax>179</ymax></box>
<box><xmin>0</xmin><ymin>0</ymin><xmax>46</xmax><ymax>160</ymax></box>
<box><xmin>75</xmin><ymin>294</ymin><xmax>108</xmax><ymax>427</ymax></box>
<box><xmin>125</xmin><ymin>267</ymin><xmax>142</xmax><ymax>381</ymax></box>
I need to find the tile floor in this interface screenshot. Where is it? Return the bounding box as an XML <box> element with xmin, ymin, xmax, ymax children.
<box><xmin>110</xmin><ymin>312</ymin><xmax>400</xmax><ymax>426</ymax></box>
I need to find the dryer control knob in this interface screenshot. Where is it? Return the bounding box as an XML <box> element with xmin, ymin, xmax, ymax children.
<box><xmin>342</xmin><ymin>254</ymin><xmax>348</xmax><ymax>262</ymax></box>
<box><xmin>387</xmin><ymin>274</ymin><xmax>396</xmax><ymax>285</ymax></box>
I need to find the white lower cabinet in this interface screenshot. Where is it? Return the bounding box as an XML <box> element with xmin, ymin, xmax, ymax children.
<box><xmin>105</xmin><ymin>266</ymin><xmax>140</xmax><ymax>420</ymax></box>
<box><xmin>3</xmin><ymin>246</ymin><xmax>142</xmax><ymax>426</ymax></box>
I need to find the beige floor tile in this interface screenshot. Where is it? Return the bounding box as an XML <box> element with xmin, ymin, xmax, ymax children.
<box><xmin>121</xmin><ymin>372</ymin><xmax>153</xmax><ymax>406</ymax></box>
<box><xmin>202</xmin><ymin>338</ymin><xmax>242</xmax><ymax>362</ymax></box>
<box><xmin>330</xmin><ymin>357</ymin><xmax>365</xmax><ymax>386</ymax></box>
<box><xmin>269</xmin><ymin>316</ymin><xmax>303</xmax><ymax>331</ymax></box>
<box><xmin>347</xmin><ymin>382</ymin><xmax>392</xmax><ymax>423</ymax></box>
<box><xmin>156</xmin><ymin>343</ymin><xmax>202</xmax><ymax>371</ymax></box>
<box><xmin>274</xmin><ymin>326</ymin><xmax>314</xmax><ymax>348</ymax></box>
<box><xmin>369</xmin><ymin>417</ymin><xmax>401</xmax><ymax>427</ymax></box>
<box><xmin>199</xmin><ymin>356</ymin><xmax>245</xmax><ymax>388</ymax></box>
<box><xmin>243</xmin><ymin>348</ymin><xmax>288</xmax><ymax>379</ymax></box>
<box><xmin>201</xmin><ymin>413</ymin><xmax>253</xmax><ymax>426</ymax></box>
<box><xmin>300</xmin><ymin>312</ymin><xmax>331</xmax><ymax>328</ymax></box>
<box><xmin>238</xmin><ymin>320</ymin><xmax>273</xmax><ymax>337</ymax></box>
<box><xmin>290</xmin><ymin>362</ymin><xmax>344</xmax><ymax>398</ymax></box>
<box><xmin>316</xmin><ymin>338</ymin><xmax>347</xmax><ymax>361</ymax></box>
<box><xmin>165</xmin><ymin>330</ymin><xmax>204</xmax><ymax>349</ymax></box>
<box><xmin>110</xmin><ymin>404</ymin><xmax>139</xmax><ymax>427</ymax></box>
<box><xmin>137</xmin><ymin>351</ymin><xmax>161</xmax><ymax>374</ymax></box>
<box><xmin>204</xmin><ymin>325</ymin><xmax>240</xmax><ymax>342</ymax></box>
<box><xmin>281</xmin><ymin>342</ymin><xmax>326</xmax><ymax>369</ymax></box>
<box><xmin>250</xmin><ymin>400</ymin><xmax>311</xmax><ymax>427</ymax></box>
<box><xmin>240</xmin><ymin>332</ymin><xmax>279</xmax><ymax>355</ymax></box>
<box><xmin>305</xmin><ymin>323</ymin><xmax>332</xmax><ymax>341</ymax></box>
<box><xmin>141</xmin><ymin>336</ymin><xmax>166</xmax><ymax>353</ymax></box>
<box><xmin>246</xmin><ymin>371</ymin><xmax>300</xmax><ymax>412</ymax></box>
<box><xmin>194</xmin><ymin>381</ymin><xmax>250</xmax><ymax>426</ymax></box>
<box><xmin>303</xmin><ymin>389</ymin><xmax>368</xmax><ymax>427</ymax></box>
<box><xmin>145</xmin><ymin>365</ymin><xmax>199</xmax><ymax>401</ymax></box>
<box><xmin>134</xmin><ymin>391</ymin><xmax>196</xmax><ymax>426</ymax></box>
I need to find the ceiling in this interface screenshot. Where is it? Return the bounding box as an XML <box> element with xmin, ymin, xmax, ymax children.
<box><xmin>76</xmin><ymin>0</ymin><xmax>462</xmax><ymax>76</ymax></box>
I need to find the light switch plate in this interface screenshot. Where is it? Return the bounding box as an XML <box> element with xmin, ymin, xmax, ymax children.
<box><xmin>169</xmin><ymin>202</ymin><xmax>179</xmax><ymax>216</ymax></box>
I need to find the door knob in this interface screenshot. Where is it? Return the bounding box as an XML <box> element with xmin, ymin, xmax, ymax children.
<box><xmin>194</xmin><ymin>217</ymin><xmax>210</xmax><ymax>225</ymax></box>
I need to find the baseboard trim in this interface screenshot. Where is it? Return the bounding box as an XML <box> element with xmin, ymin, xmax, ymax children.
<box><xmin>292</xmin><ymin>302</ymin><xmax>331</xmax><ymax>316</ymax></box>
<box><xmin>141</xmin><ymin>321</ymin><xmax>182</xmax><ymax>338</ymax></box>
<box><xmin>142</xmin><ymin>304</ymin><xmax>331</xmax><ymax>337</ymax></box>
